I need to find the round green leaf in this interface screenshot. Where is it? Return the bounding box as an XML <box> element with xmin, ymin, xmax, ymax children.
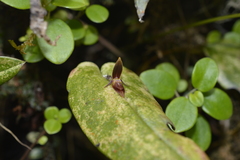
<box><xmin>202</xmin><ymin>88</ymin><xmax>233</xmax><ymax>120</ymax></box>
<box><xmin>44</xmin><ymin>119</ymin><xmax>62</xmax><ymax>134</ymax></box>
<box><xmin>223</xmin><ymin>32</ymin><xmax>240</xmax><ymax>46</ymax></box>
<box><xmin>67</xmin><ymin>20</ymin><xmax>86</xmax><ymax>41</ymax></box>
<box><xmin>52</xmin><ymin>0</ymin><xmax>89</xmax><ymax>9</ymax></box>
<box><xmin>37</xmin><ymin>19</ymin><xmax>74</xmax><ymax>64</ymax></box>
<box><xmin>192</xmin><ymin>57</ymin><xmax>218</xmax><ymax>92</ymax></box>
<box><xmin>177</xmin><ymin>79</ymin><xmax>188</xmax><ymax>93</ymax></box>
<box><xmin>44</xmin><ymin>106</ymin><xmax>59</xmax><ymax>120</ymax></box>
<box><xmin>156</xmin><ymin>62</ymin><xmax>180</xmax><ymax>82</ymax></box>
<box><xmin>0</xmin><ymin>56</ymin><xmax>25</xmax><ymax>85</ymax></box>
<box><xmin>29</xmin><ymin>147</ymin><xmax>43</xmax><ymax>159</ymax></box>
<box><xmin>83</xmin><ymin>25</ymin><xmax>98</xmax><ymax>45</ymax></box>
<box><xmin>185</xmin><ymin>115</ymin><xmax>211</xmax><ymax>151</ymax></box>
<box><xmin>166</xmin><ymin>97</ymin><xmax>198</xmax><ymax>133</ymax></box>
<box><xmin>1</xmin><ymin>0</ymin><xmax>30</xmax><ymax>9</ymax></box>
<box><xmin>140</xmin><ymin>69</ymin><xmax>177</xmax><ymax>100</ymax></box>
<box><xmin>86</xmin><ymin>5</ymin><xmax>109</xmax><ymax>23</ymax></box>
<box><xmin>23</xmin><ymin>39</ymin><xmax>44</xmax><ymax>63</ymax></box>
<box><xmin>233</xmin><ymin>19</ymin><xmax>240</xmax><ymax>34</ymax></box>
<box><xmin>189</xmin><ymin>90</ymin><xmax>204</xmax><ymax>107</ymax></box>
<box><xmin>206</xmin><ymin>30</ymin><xmax>221</xmax><ymax>43</ymax></box>
<box><xmin>38</xmin><ymin>135</ymin><xmax>48</xmax><ymax>145</ymax></box>
<box><xmin>58</xmin><ymin>108</ymin><xmax>72</xmax><ymax>123</ymax></box>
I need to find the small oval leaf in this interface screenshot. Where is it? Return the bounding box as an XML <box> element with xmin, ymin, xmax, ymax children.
<box><xmin>58</xmin><ymin>108</ymin><xmax>72</xmax><ymax>123</ymax></box>
<box><xmin>185</xmin><ymin>115</ymin><xmax>211</xmax><ymax>151</ymax></box>
<box><xmin>140</xmin><ymin>69</ymin><xmax>177</xmax><ymax>99</ymax></box>
<box><xmin>206</xmin><ymin>30</ymin><xmax>221</xmax><ymax>43</ymax></box>
<box><xmin>156</xmin><ymin>62</ymin><xmax>180</xmax><ymax>83</ymax></box>
<box><xmin>44</xmin><ymin>119</ymin><xmax>62</xmax><ymax>134</ymax></box>
<box><xmin>202</xmin><ymin>88</ymin><xmax>233</xmax><ymax>120</ymax></box>
<box><xmin>44</xmin><ymin>106</ymin><xmax>59</xmax><ymax>120</ymax></box>
<box><xmin>0</xmin><ymin>56</ymin><xmax>25</xmax><ymax>85</ymax></box>
<box><xmin>1</xmin><ymin>0</ymin><xmax>30</xmax><ymax>9</ymax></box>
<box><xmin>37</xmin><ymin>19</ymin><xmax>74</xmax><ymax>64</ymax></box>
<box><xmin>83</xmin><ymin>25</ymin><xmax>98</xmax><ymax>45</ymax></box>
<box><xmin>52</xmin><ymin>0</ymin><xmax>89</xmax><ymax>9</ymax></box>
<box><xmin>189</xmin><ymin>90</ymin><xmax>204</xmax><ymax>107</ymax></box>
<box><xmin>86</xmin><ymin>5</ymin><xmax>109</xmax><ymax>23</ymax></box>
<box><xmin>192</xmin><ymin>58</ymin><xmax>218</xmax><ymax>92</ymax></box>
<box><xmin>166</xmin><ymin>97</ymin><xmax>198</xmax><ymax>133</ymax></box>
<box><xmin>177</xmin><ymin>79</ymin><xmax>188</xmax><ymax>93</ymax></box>
<box><xmin>67</xmin><ymin>19</ymin><xmax>86</xmax><ymax>41</ymax></box>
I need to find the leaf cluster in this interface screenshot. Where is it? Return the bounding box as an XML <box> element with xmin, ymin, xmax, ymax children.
<box><xmin>140</xmin><ymin>57</ymin><xmax>233</xmax><ymax>150</ymax></box>
<box><xmin>2</xmin><ymin>0</ymin><xmax>109</xmax><ymax>64</ymax></box>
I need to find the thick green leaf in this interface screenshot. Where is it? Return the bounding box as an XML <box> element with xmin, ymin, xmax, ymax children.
<box><xmin>67</xmin><ymin>62</ymin><xmax>209</xmax><ymax>160</ymax></box>
<box><xmin>22</xmin><ymin>38</ymin><xmax>44</xmax><ymax>63</ymax></box>
<box><xmin>232</xmin><ymin>19</ymin><xmax>240</xmax><ymax>34</ymax></box>
<box><xmin>83</xmin><ymin>25</ymin><xmax>98</xmax><ymax>45</ymax></box>
<box><xmin>204</xmin><ymin>34</ymin><xmax>240</xmax><ymax>91</ymax></box>
<box><xmin>44</xmin><ymin>119</ymin><xmax>62</xmax><ymax>134</ymax></box>
<box><xmin>52</xmin><ymin>0</ymin><xmax>89</xmax><ymax>9</ymax></box>
<box><xmin>192</xmin><ymin>57</ymin><xmax>218</xmax><ymax>92</ymax></box>
<box><xmin>140</xmin><ymin>69</ymin><xmax>177</xmax><ymax>99</ymax></box>
<box><xmin>189</xmin><ymin>90</ymin><xmax>204</xmax><ymax>107</ymax></box>
<box><xmin>223</xmin><ymin>32</ymin><xmax>240</xmax><ymax>45</ymax></box>
<box><xmin>0</xmin><ymin>56</ymin><xmax>25</xmax><ymax>85</ymax></box>
<box><xmin>44</xmin><ymin>106</ymin><xmax>59</xmax><ymax>120</ymax></box>
<box><xmin>206</xmin><ymin>30</ymin><xmax>221</xmax><ymax>43</ymax></box>
<box><xmin>156</xmin><ymin>62</ymin><xmax>180</xmax><ymax>83</ymax></box>
<box><xmin>37</xmin><ymin>19</ymin><xmax>74</xmax><ymax>64</ymax></box>
<box><xmin>1</xmin><ymin>0</ymin><xmax>30</xmax><ymax>9</ymax></box>
<box><xmin>166</xmin><ymin>97</ymin><xmax>198</xmax><ymax>133</ymax></box>
<box><xmin>67</xmin><ymin>20</ymin><xmax>86</xmax><ymax>41</ymax></box>
<box><xmin>202</xmin><ymin>88</ymin><xmax>233</xmax><ymax>120</ymax></box>
<box><xmin>86</xmin><ymin>5</ymin><xmax>109</xmax><ymax>23</ymax></box>
<box><xmin>185</xmin><ymin>115</ymin><xmax>211</xmax><ymax>151</ymax></box>
<box><xmin>58</xmin><ymin>108</ymin><xmax>72</xmax><ymax>123</ymax></box>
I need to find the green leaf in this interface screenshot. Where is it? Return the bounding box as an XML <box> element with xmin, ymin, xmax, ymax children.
<box><xmin>22</xmin><ymin>38</ymin><xmax>44</xmax><ymax>63</ymax></box>
<box><xmin>0</xmin><ymin>56</ymin><xmax>25</xmax><ymax>85</ymax></box>
<box><xmin>1</xmin><ymin>0</ymin><xmax>30</xmax><ymax>9</ymax></box>
<box><xmin>67</xmin><ymin>62</ymin><xmax>209</xmax><ymax>160</ymax></box>
<box><xmin>202</xmin><ymin>88</ymin><xmax>233</xmax><ymax>120</ymax></box>
<box><xmin>206</xmin><ymin>30</ymin><xmax>221</xmax><ymax>43</ymax></box>
<box><xmin>222</xmin><ymin>32</ymin><xmax>240</xmax><ymax>46</ymax></box>
<box><xmin>140</xmin><ymin>69</ymin><xmax>177</xmax><ymax>99</ymax></box>
<box><xmin>58</xmin><ymin>108</ymin><xmax>72</xmax><ymax>123</ymax></box>
<box><xmin>232</xmin><ymin>19</ymin><xmax>240</xmax><ymax>34</ymax></box>
<box><xmin>86</xmin><ymin>5</ymin><xmax>109</xmax><ymax>23</ymax></box>
<box><xmin>177</xmin><ymin>79</ymin><xmax>188</xmax><ymax>93</ymax></box>
<box><xmin>44</xmin><ymin>106</ymin><xmax>59</xmax><ymax>120</ymax></box>
<box><xmin>83</xmin><ymin>25</ymin><xmax>98</xmax><ymax>45</ymax></box>
<box><xmin>42</xmin><ymin>0</ymin><xmax>57</xmax><ymax>11</ymax></box>
<box><xmin>166</xmin><ymin>97</ymin><xmax>198</xmax><ymax>133</ymax></box>
<box><xmin>67</xmin><ymin>20</ymin><xmax>86</xmax><ymax>41</ymax></box>
<box><xmin>192</xmin><ymin>57</ymin><xmax>218</xmax><ymax>92</ymax></box>
<box><xmin>38</xmin><ymin>135</ymin><xmax>48</xmax><ymax>145</ymax></box>
<box><xmin>189</xmin><ymin>90</ymin><xmax>204</xmax><ymax>107</ymax></box>
<box><xmin>185</xmin><ymin>115</ymin><xmax>211</xmax><ymax>151</ymax></box>
<box><xmin>37</xmin><ymin>19</ymin><xmax>74</xmax><ymax>64</ymax></box>
<box><xmin>52</xmin><ymin>0</ymin><xmax>89</xmax><ymax>9</ymax></box>
<box><xmin>156</xmin><ymin>62</ymin><xmax>180</xmax><ymax>83</ymax></box>
<box><xmin>44</xmin><ymin>119</ymin><xmax>62</xmax><ymax>134</ymax></box>
<box><xmin>204</xmin><ymin>34</ymin><xmax>240</xmax><ymax>91</ymax></box>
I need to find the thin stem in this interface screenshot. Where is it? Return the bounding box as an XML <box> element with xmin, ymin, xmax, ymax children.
<box><xmin>0</xmin><ymin>122</ymin><xmax>31</xmax><ymax>150</ymax></box>
<box><xmin>152</xmin><ymin>13</ymin><xmax>240</xmax><ymax>39</ymax></box>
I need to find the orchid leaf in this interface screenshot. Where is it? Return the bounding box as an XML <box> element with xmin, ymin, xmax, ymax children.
<box><xmin>67</xmin><ymin>61</ymin><xmax>209</xmax><ymax>160</ymax></box>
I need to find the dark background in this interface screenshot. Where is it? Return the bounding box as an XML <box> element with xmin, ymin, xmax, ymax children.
<box><xmin>1</xmin><ymin>0</ymin><xmax>240</xmax><ymax>159</ymax></box>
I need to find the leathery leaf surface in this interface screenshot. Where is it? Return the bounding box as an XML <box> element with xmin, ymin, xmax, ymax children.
<box><xmin>67</xmin><ymin>62</ymin><xmax>209</xmax><ymax>160</ymax></box>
